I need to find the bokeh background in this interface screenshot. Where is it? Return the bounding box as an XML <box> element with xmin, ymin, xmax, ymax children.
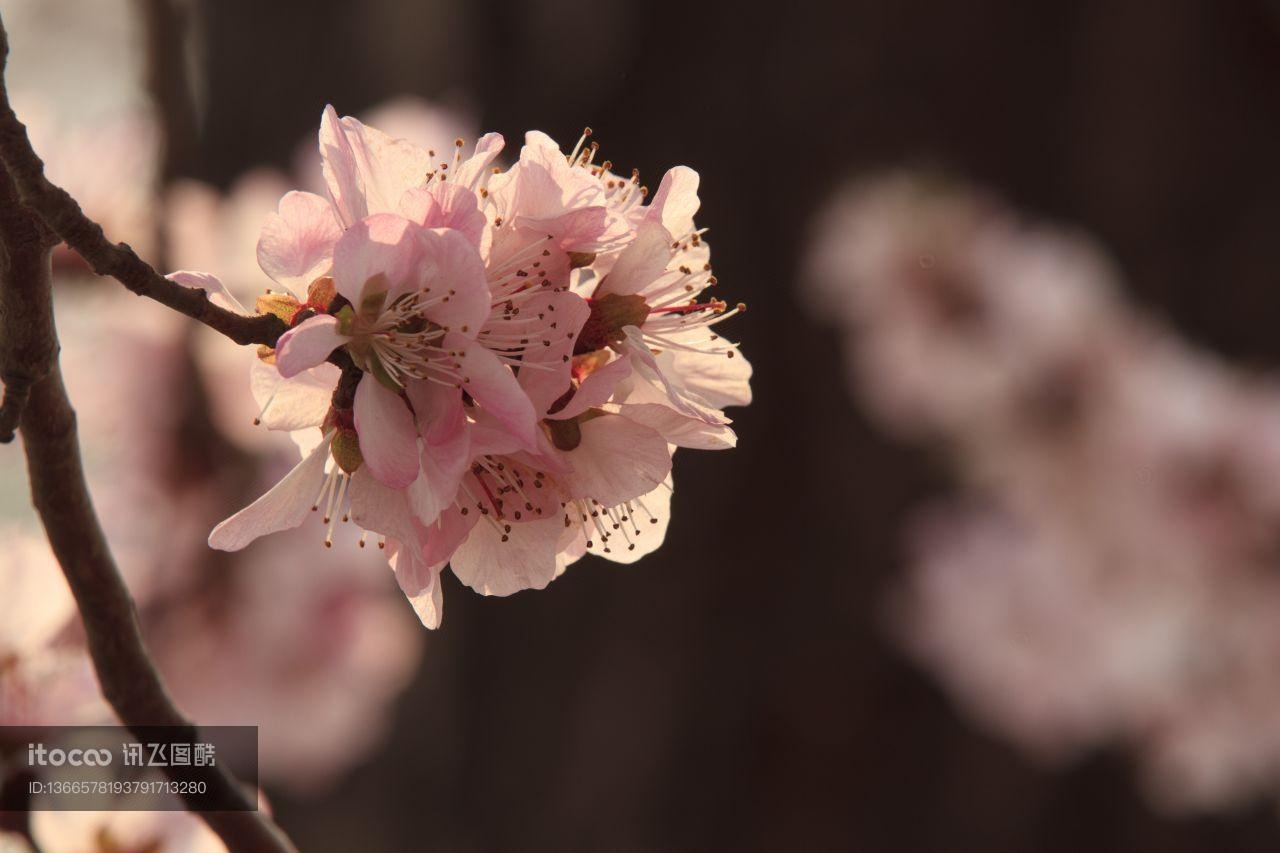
<box><xmin>5</xmin><ymin>0</ymin><xmax>1280</xmax><ymax>850</ymax></box>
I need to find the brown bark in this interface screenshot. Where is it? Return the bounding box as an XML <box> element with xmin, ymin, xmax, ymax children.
<box><xmin>0</xmin><ymin>13</ymin><xmax>297</xmax><ymax>852</ymax></box>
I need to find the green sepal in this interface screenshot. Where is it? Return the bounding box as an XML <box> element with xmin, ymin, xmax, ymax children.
<box><xmin>368</xmin><ymin>355</ymin><xmax>403</xmax><ymax>392</ymax></box>
<box><xmin>334</xmin><ymin>305</ymin><xmax>356</xmax><ymax>336</ymax></box>
<box><xmin>359</xmin><ymin>274</ymin><xmax>389</xmax><ymax>318</ymax></box>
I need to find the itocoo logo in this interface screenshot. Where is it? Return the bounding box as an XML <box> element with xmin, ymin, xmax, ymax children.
<box><xmin>27</xmin><ymin>743</ymin><xmax>113</xmax><ymax>767</ymax></box>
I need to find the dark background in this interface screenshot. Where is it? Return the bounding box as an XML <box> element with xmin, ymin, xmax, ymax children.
<box><xmin>183</xmin><ymin>1</ymin><xmax>1280</xmax><ymax>849</ymax></box>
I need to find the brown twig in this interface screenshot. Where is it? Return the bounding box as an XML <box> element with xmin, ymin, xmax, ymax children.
<box><xmin>0</xmin><ymin>15</ymin><xmax>284</xmax><ymax>351</ymax></box>
<box><xmin>0</xmin><ymin>161</ymin><xmax>296</xmax><ymax>853</ymax></box>
<box><xmin>0</xmin><ymin>160</ymin><xmax>54</xmax><ymax>442</ymax></box>
<box><xmin>0</xmin><ymin>12</ymin><xmax>297</xmax><ymax>853</ymax></box>
<box><xmin>331</xmin><ymin>349</ymin><xmax>362</xmax><ymax>410</ymax></box>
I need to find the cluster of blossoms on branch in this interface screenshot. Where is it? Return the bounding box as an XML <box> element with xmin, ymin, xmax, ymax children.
<box><xmin>0</xmin><ymin>284</ymin><xmax>423</xmax><ymax>792</ymax></box>
<box><xmin>806</xmin><ymin>173</ymin><xmax>1280</xmax><ymax>814</ymax></box>
<box><xmin>175</xmin><ymin>108</ymin><xmax>752</xmax><ymax>628</ymax></box>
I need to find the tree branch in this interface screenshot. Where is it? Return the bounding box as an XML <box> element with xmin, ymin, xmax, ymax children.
<box><xmin>0</xmin><ymin>159</ymin><xmax>54</xmax><ymax>442</ymax></box>
<box><xmin>0</xmin><ymin>15</ymin><xmax>296</xmax><ymax>853</ymax></box>
<box><xmin>0</xmin><ymin>166</ymin><xmax>296</xmax><ymax>853</ymax></box>
<box><xmin>0</xmin><ymin>14</ymin><xmax>284</xmax><ymax>349</ymax></box>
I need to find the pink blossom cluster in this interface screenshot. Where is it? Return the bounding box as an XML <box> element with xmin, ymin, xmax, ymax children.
<box><xmin>806</xmin><ymin>173</ymin><xmax>1280</xmax><ymax>813</ymax></box>
<box><xmin>0</xmin><ymin>104</ymin><xmax>454</xmax><ymax>800</ymax></box>
<box><xmin>0</xmin><ymin>285</ymin><xmax>424</xmax><ymax>795</ymax></box>
<box><xmin>174</xmin><ymin>109</ymin><xmax>752</xmax><ymax>629</ymax></box>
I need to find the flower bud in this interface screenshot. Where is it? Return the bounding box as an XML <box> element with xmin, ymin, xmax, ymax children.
<box><xmin>330</xmin><ymin>428</ymin><xmax>363</xmax><ymax>474</ymax></box>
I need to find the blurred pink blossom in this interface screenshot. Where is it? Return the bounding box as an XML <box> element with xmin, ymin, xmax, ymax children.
<box><xmin>30</xmin><ymin>804</ymin><xmax>231</xmax><ymax>853</ymax></box>
<box><xmin>150</xmin><ymin>523</ymin><xmax>422</xmax><ymax>793</ymax></box>
<box><xmin>0</xmin><ymin>530</ymin><xmax>106</xmax><ymax>728</ymax></box>
<box><xmin>13</xmin><ymin>97</ymin><xmax>159</xmax><ymax>268</ymax></box>
<box><xmin>807</xmin><ymin>172</ymin><xmax>1280</xmax><ymax>814</ymax></box>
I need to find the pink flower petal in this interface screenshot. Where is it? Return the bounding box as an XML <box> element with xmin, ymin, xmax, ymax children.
<box><xmin>166</xmin><ymin>270</ymin><xmax>247</xmax><ymax>315</ymax></box>
<box><xmin>616</xmin><ymin>401</ymin><xmax>737</xmax><ymax>450</ymax></box>
<box><xmin>354</xmin><ymin>376</ymin><xmax>420</xmax><ymax>489</ymax></box>
<box><xmin>275</xmin><ymin>314</ymin><xmax>349</xmax><ymax>379</ymax></box>
<box><xmin>398</xmin><ymin>187</ymin><xmax>443</xmax><ymax>227</ymax></box>
<box><xmin>399</xmin><ymin>183</ymin><xmax>486</xmax><ymax>247</ymax></box>
<box><xmin>447</xmin><ymin>331</ymin><xmax>538</xmax><ymax>449</ymax></box>
<box><xmin>645</xmin><ymin>165</ymin><xmax>701</xmax><ymax>238</ymax></box>
<box><xmin>450</xmin><ymin>515</ymin><xmax>565</xmax><ymax>596</ymax></box>
<box><xmin>421</xmin><ymin>506</ymin><xmax>477</xmax><ymax>568</ymax></box>
<box><xmin>404</xmin><ymin>380</ymin><xmax>469</xmax><ymax>526</ymax></box>
<box><xmin>347</xmin><ymin>467</ymin><xmax>418</xmax><ymax>544</ymax></box>
<box><xmin>407</xmin><ymin>444</ymin><xmax>468</xmax><ymax>527</ymax></box>
<box><xmin>257</xmin><ymin>190</ymin><xmax>342</xmax><ymax>293</ymax></box>
<box><xmin>596</xmin><ymin>221</ymin><xmax>674</xmax><ymax>298</ymax></box>
<box><xmin>549</xmin><ymin>355</ymin><xmax>633</xmax><ymax>421</ymax></box>
<box><xmin>453</xmin><ymin>132</ymin><xmax>505</xmax><ymax>190</ymax></box>
<box><xmin>319</xmin><ymin>105</ymin><xmax>433</xmax><ymax>225</ymax></box>
<box><xmin>331</xmin><ymin>213</ymin><xmax>423</xmax><ymax>304</ymax></box>
<box><xmin>416</xmin><ymin>227</ymin><xmax>490</xmax><ymax>332</ymax></box>
<box><xmin>208</xmin><ymin>436</ymin><xmax>332</xmax><ymax>551</ymax></box>
<box><xmin>519</xmin><ymin>206</ymin><xmax>610</xmax><ymax>253</ymax></box>
<box><xmin>511</xmin><ymin>290</ymin><xmax>589</xmax><ymax>415</ymax></box>
<box><xmin>318</xmin><ymin>105</ymin><xmax>366</xmax><ymax>227</ymax></box>
<box><xmin>559</xmin><ymin>413</ymin><xmax>672</xmax><ymax>507</ymax></box>
<box><xmin>389</xmin><ymin>544</ymin><xmax>445</xmax><ymax>629</ymax></box>
<box><xmin>467</xmin><ymin>420</ymin><xmax>528</xmax><ymax>459</ymax></box>
<box><xmin>249</xmin><ymin>359</ymin><xmax>339</xmax><ymax>431</ymax></box>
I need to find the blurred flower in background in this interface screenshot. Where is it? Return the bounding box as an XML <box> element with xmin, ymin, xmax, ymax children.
<box><xmin>0</xmin><ymin>0</ymin><xmax>435</xmax><ymax>808</ymax></box>
<box><xmin>805</xmin><ymin>173</ymin><xmax>1280</xmax><ymax>815</ymax></box>
<box><xmin>27</xmin><ymin>809</ymin><xmax>225</xmax><ymax>853</ymax></box>
<box><xmin>0</xmin><ymin>530</ymin><xmax>105</xmax><ymax>728</ymax></box>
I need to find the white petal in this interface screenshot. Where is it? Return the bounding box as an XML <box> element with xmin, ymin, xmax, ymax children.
<box><xmin>560</xmin><ymin>413</ymin><xmax>672</xmax><ymax>507</ymax></box>
<box><xmin>616</xmin><ymin>402</ymin><xmax>737</xmax><ymax>450</ymax></box>
<box><xmin>256</xmin><ymin>190</ymin><xmax>342</xmax><ymax>292</ymax></box>
<box><xmin>548</xmin><ymin>355</ymin><xmax>632</xmax><ymax>421</ymax></box>
<box><xmin>208</xmin><ymin>436</ymin><xmax>332</xmax><ymax>551</ymax></box>
<box><xmin>354</xmin><ymin>376</ymin><xmax>420</xmax><ymax>489</ymax></box>
<box><xmin>166</xmin><ymin>270</ymin><xmax>248</xmax><ymax>315</ymax></box>
<box><xmin>669</xmin><ymin>340</ymin><xmax>754</xmax><ymax>409</ymax></box>
<box><xmin>347</xmin><ymin>468</ymin><xmax>417</xmax><ymax>544</ymax></box>
<box><xmin>275</xmin><ymin>314</ymin><xmax>349</xmax><ymax>378</ymax></box>
<box><xmin>249</xmin><ymin>358</ymin><xmax>338</xmax><ymax>431</ymax></box>
<box><xmin>453</xmin><ymin>132</ymin><xmax>505</xmax><ymax>189</ymax></box>
<box><xmin>450</xmin><ymin>516</ymin><xmax>564</xmax><ymax>597</ymax></box>
<box><xmin>596</xmin><ymin>221</ymin><xmax>674</xmax><ymax>297</ymax></box>
<box><xmin>592</xmin><ymin>474</ymin><xmax>673</xmax><ymax>565</ymax></box>
<box><xmin>646</xmin><ymin>166</ymin><xmax>701</xmax><ymax>238</ymax></box>
<box><xmin>319</xmin><ymin>106</ymin><xmax>434</xmax><ymax>224</ymax></box>
<box><xmin>390</xmin><ymin>545</ymin><xmax>445</xmax><ymax>629</ymax></box>
<box><xmin>620</xmin><ymin>327</ymin><xmax>728</xmax><ymax>425</ymax></box>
